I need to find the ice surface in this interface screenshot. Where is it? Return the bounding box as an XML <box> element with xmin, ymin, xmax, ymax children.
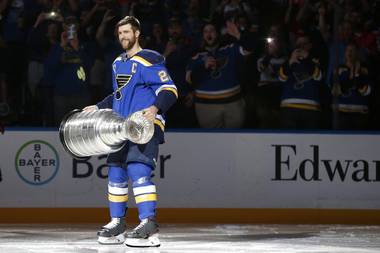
<box><xmin>0</xmin><ymin>224</ymin><xmax>379</xmax><ymax>253</ymax></box>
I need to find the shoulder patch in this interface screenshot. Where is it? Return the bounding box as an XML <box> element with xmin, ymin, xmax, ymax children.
<box><xmin>220</xmin><ymin>43</ymin><xmax>234</xmax><ymax>50</ymax></box>
<box><xmin>132</xmin><ymin>49</ymin><xmax>164</xmax><ymax>66</ymax></box>
<box><xmin>113</xmin><ymin>56</ymin><xmax>122</xmax><ymax>65</ymax></box>
<box><xmin>338</xmin><ymin>66</ymin><xmax>348</xmax><ymax>75</ymax></box>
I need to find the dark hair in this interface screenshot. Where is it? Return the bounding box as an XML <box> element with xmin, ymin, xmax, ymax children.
<box><xmin>202</xmin><ymin>21</ymin><xmax>219</xmax><ymax>33</ymax></box>
<box><xmin>168</xmin><ymin>17</ymin><xmax>181</xmax><ymax>27</ymax></box>
<box><xmin>115</xmin><ymin>16</ymin><xmax>141</xmax><ymax>32</ymax></box>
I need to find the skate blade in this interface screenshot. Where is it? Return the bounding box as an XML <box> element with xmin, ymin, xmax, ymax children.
<box><xmin>98</xmin><ymin>233</ymin><xmax>126</xmax><ymax>245</ymax></box>
<box><xmin>125</xmin><ymin>233</ymin><xmax>160</xmax><ymax>247</ymax></box>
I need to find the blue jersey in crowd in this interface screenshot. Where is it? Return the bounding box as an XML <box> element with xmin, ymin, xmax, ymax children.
<box><xmin>44</xmin><ymin>44</ymin><xmax>88</xmax><ymax>95</ymax></box>
<box><xmin>336</xmin><ymin>65</ymin><xmax>372</xmax><ymax>113</ymax></box>
<box><xmin>186</xmin><ymin>43</ymin><xmax>245</xmax><ymax>104</ymax></box>
<box><xmin>279</xmin><ymin>58</ymin><xmax>323</xmax><ymax>111</ymax></box>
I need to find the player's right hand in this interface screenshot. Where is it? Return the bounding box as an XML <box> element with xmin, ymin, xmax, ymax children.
<box><xmin>83</xmin><ymin>105</ymin><xmax>99</xmax><ymax>112</ymax></box>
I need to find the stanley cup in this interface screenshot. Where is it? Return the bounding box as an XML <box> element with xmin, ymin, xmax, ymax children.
<box><xmin>59</xmin><ymin>109</ymin><xmax>154</xmax><ymax>158</ymax></box>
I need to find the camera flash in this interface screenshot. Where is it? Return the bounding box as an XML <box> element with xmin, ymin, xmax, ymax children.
<box><xmin>266</xmin><ymin>37</ymin><xmax>273</xmax><ymax>43</ymax></box>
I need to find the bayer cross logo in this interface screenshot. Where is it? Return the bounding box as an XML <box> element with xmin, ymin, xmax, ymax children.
<box><xmin>15</xmin><ymin>140</ymin><xmax>59</xmax><ymax>185</ymax></box>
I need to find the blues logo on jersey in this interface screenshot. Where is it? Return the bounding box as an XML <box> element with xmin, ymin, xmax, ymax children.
<box><xmin>115</xmin><ymin>74</ymin><xmax>132</xmax><ymax>100</ymax></box>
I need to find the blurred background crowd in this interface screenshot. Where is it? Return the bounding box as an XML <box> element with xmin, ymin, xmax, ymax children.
<box><xmin>0</xmin><ymin>0</ymin><xmax>380</xmax><ymax>130</ymax></box>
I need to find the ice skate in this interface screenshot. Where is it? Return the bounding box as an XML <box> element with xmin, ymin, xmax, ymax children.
<box><xmin>125</xmin><ymin>217</ymin><xmax>160</xmax><ymax>247</ymax></box>
<box><xmin>97</xmin><ymin>217</ymin><xmax>126</xmax><ymax>244</ymax></box>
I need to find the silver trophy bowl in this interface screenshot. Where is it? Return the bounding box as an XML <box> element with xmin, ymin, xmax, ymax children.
<box><xmin>59</xmin><ymin>109</ymin><xmax>154</xmax><ymax>158</ymax></box>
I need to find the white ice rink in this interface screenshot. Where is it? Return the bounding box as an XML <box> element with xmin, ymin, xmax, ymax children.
<box><xmin>1</xmin><ymin>224</ymin><xmax>380</xmax><ymax>253</ymax></box>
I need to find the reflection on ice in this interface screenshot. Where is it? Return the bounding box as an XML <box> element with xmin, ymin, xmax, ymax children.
<box><xmin>0</xmin><ymin>224</ymin><xmax>379</xmax><ymax>253</ymax></box>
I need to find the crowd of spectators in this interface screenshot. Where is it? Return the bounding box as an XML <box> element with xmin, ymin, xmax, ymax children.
<box><xmin>0</xmin><ymin>0</ymin><xmax>380</xmax><ymax>131</ymax></box>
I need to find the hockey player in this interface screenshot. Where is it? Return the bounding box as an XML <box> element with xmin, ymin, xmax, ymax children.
<box><xmin>84</xmin><ymin>16</ymin><xmax>177</xmax><ymax>247</ymax></box>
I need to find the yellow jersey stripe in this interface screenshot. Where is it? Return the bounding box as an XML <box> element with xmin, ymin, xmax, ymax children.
<box><xmin>135</xmin><ymin>194</ymin><xmax>157</xmax><ymax>204</ymax></box>
<box><xmin>161</xmin><ymin>87</ymin><xmax>178</xmax><ymax>98</ymax></box>
<box><xmin>154</xmin><ymin>119</ymin><xmax>165</xmax><ymax>131</ymax></box>
<box><xmin>281</xmin><ymin>103</ymin><xmax>320</xmax><ymax>111</ymax></box>
<box><xmin>279</xmin><ymin>66</ymin><xmax>288</xmax><ymax>81</ymax></box>
<box><xmin>312</xmin><ymin>67</ymin><xmax>320</xmax><ymax>79</ymax></box>
<box><xmin>108</xmin><ymin>194</ymin><xmax>128</xmax><ymax>202</ymax></box>
<box><xmin>338</xmin><ymin>108</ymin><xmax>368</xmax><ymax>114</ymax></box>
<box><xmin>132</xmin><ymin>56</ymin><xmax>152</xmax><ymax>66</ymax></box>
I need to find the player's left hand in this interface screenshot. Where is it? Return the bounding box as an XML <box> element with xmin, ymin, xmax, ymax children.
<box><xmin>142</xmin><ymin>105</ymin><xmax>159</xmax><ymax>122</ymax></box>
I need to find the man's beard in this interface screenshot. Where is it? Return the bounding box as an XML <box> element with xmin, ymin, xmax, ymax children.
<box><xmin>121</xmin><ymin>36</ymin><xmax>137</xmax><ymax>51</ymax></box>
<box><xmin>204</xmin><ymin>38</ymin><xmax>217</xmax><ymax>49</ymax></box>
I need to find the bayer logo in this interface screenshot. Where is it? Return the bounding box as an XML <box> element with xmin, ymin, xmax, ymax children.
<box><xmin>15</xmin><ymin>140</ymin><xmax>59</xmax><ymax>186</ymax></box>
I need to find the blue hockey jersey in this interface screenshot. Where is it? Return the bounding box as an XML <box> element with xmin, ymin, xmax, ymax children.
<box><xmin>44</xmin><ymin>44</ymin><xmax>89</xmax><ymax>96</ymax></box>
<box><xmin>279</xmin><ymin>58</ymin><xmax>322</xmax><ymax>111</ymax></box>
<box><xmin>336</xmin><ymin>65</ymin><xmax>371</xmax><ymax>114</ymax></box>
<box><xmin>97</xmin><ymin>49</ymin><xmax>178</xmax><ymax>143</ymax></box>
<box><xmin>186</xmin><ymin>43</ymin><xmax>245</xmax><ymax>103</ymax></box>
